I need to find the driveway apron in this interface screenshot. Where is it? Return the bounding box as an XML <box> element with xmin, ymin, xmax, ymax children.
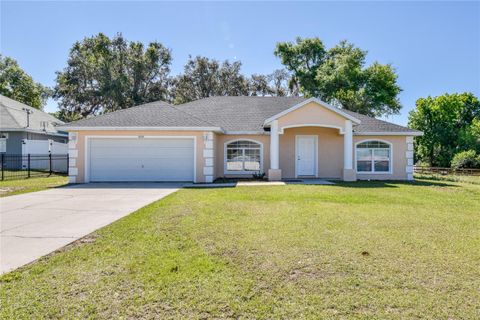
<box><xmin>0</xmin><ymin>183</ymin><xmax>181</xmax><ymax>274</ymax></box>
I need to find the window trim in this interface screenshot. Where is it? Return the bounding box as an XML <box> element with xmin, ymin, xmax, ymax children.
<box><xmin>355</xmin><ymin>139</ymin><xmax>393</xmax><ymax>174</ymax></box>
<box><xmin>224</xmin><ymin>139</ymin><xmax>263</xmax><ymax>175</ymax></box>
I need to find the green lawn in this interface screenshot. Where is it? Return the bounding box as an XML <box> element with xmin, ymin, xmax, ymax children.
<box><xmin>1</xmin><ymin>180</ymin><xmax>479</xmax><ymax>319</ymax></box>
<box><xmin>415</xmin><ymin>173</ymin><xmax>480</xmax><ymax>185</ymax></box>
<box><xmin>0</xmin><ymin>175</ymin><xmax>68</xmax><ymax>197</ymax></box>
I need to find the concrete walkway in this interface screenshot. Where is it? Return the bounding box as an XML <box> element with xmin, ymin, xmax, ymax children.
<box><xmin>0</xmin><ymin>183</ymin><xmax>181</xmax><ymax>274</ymax></box>
<box><xmin>184</xmin><ymin>179</ymin><xmax>335</xmax><ymax>188</ymax></box>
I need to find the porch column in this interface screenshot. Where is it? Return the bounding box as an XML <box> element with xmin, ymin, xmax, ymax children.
<box><xmin>268</xmin><ymin>120</ymin><xmax>282</xmax><ymax>181</ymax></box>
<box><xmin>343</xmin><ymin>120</ymin><xmax>356</xmax><ymax>181</ymax></box>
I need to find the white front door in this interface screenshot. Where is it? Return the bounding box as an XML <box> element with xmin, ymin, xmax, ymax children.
<box><xmin>296</xmin><ymin>136</ymin><xmax>317</xmax><ymax>176</ymax></box>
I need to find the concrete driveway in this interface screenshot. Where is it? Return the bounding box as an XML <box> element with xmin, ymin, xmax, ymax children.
<box><xmin>0</xmin><ymin>183</ymin><xmax>181</xmax><ymax>274</ymax></box>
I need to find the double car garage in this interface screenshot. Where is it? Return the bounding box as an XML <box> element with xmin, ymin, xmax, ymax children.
<box><xmin>86</xmin><ymin>137</ymin><xmax>196</xmax><ymax>182</ymax></box>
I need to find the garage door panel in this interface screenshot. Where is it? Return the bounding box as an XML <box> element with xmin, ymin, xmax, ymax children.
<box><xmin>89</xmin><ymin>138</ymin><xmax>195</xmax><ymax>182</ymax></box>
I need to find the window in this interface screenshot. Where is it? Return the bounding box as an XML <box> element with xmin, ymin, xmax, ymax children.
<box><xmin>225</xmin><ymin>140</ymin><xmax>262</xmax><ymax>173</ymax></box>
<box><xmin>0</xmin><ymin>133</ymin><xmax>7</xmax><ymax>153</ymax></box>
<box><xmin>356</xmin><ymin>141</ymin><xmax>391</xmax><ymax>173</ymax></box>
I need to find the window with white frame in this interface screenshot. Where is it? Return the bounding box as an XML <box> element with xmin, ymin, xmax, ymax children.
<box><xmin>356</xmin><ymin>141</ymin><xmax>391</xmax><ymax>173</ymax></box>
<box><xmin>225</xmin><ymin>140</ymin><xmax>262</xmax><ymax>173</ymax></box>
<box><xmin>0</xmin><ymin>133</ymin><xmax>7</xmax><ymax>153</ymax></box>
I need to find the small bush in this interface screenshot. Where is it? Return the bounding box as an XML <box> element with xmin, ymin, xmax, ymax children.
<box><xmin>451</xmin><ymin>150</ymin><xmax>480</xmax><ymax>169</ymax></box>
<box><xmin>252</xmin><ymin>172</ymin><xmax>266</xmax><ymax>180</ymax></box>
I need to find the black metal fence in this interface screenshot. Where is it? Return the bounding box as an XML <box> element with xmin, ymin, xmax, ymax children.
<box><xmin>0</xmin><ymin>154</ymin><xmax>69</xmax><ymax>181</ymax></box>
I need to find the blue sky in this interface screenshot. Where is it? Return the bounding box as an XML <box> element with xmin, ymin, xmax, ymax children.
<box><xmin>1</xmin><ymin>1</ymin><xmax>479</xmax><ymax>125</ymax></box>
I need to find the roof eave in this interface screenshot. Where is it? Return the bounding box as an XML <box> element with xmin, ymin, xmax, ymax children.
<box><xmin>56</xmin><ymin>126</ymin><xmax>225</xmax><ymax>133</ymax></box>
<box><xmin>0</xmin><ymin>127</ymin><xmax>68</xmax><ymax>136</ymax></box>
<box><xmin>353</xmin><ymin>131</ymin><xmax>423</xmax><ymax>136</ymax></box>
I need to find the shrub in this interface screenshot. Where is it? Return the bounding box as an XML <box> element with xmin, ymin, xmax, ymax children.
<box><xmin>252</xmin><ymin>172</ymin><xmax>266</xmax><ymax>180</ymax></box>
<box><xmin>451</xmin><ymin>150</ymin><xmax>480</xmax><ymax>169</ymax></box>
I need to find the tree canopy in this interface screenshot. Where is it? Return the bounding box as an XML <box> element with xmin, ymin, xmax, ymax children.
<box><xmin>274</xmin><ymin>37</ymin><xmax>402</xmax><ymax>117</ymax></box>
<box><xmin>408</xmin><ymin>92</ymin><xmax>480</xmax><ymax>166</ymax></box>
<box><xmin>171</xmin><ymin>56</ymin><xmax>250</xmax><ymax>104</ymax></box>
<box><xmin>0</xmin><ymin>55</ymin><xmax>51</xmax><ymax>109</ymax></box>
<box><xmin>171</xmin><ymin>56</ymin><xmax>297</xmax><ymax>104</ymax></box>
<box><xmin>54</xmin><ymin>33</ymin><xmax>172</xmax><ymax>119</ymax></box>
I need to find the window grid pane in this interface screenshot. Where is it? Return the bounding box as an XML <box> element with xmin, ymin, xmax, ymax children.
<box><xmin>373</xmin><ymin>149</ymin><xmax>390</xmax><ymax>172</ymax></box>
<box><xmin>226</xmin><ymin>141</ymin><xmax>261</xmax><ymax>172</ymax></box>
<box><xmin>357</xmin><ymin>141</ymin><xmax>390</xmax><ymax>149</ymax></box>
<box><xmin>356</xmin><ymin>141</ymin><xmax>390</xmax><ymax>173</ymax></box>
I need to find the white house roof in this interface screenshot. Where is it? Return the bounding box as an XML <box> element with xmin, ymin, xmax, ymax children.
<box><xmin>0</xmin><ymin>94</ymin><xmax>66</xmax><ymax>135</ymax></box>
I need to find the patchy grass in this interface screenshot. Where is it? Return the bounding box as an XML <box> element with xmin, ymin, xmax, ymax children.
<box><xmin>1</xmin><ymin>179</ymin><xmax>479</xmax><ymax>319</ymax></box>
<box><xmin>415</xmin><ymin>173</ymin><xmax>480</xmax><ymax>185</ymax></box>
<box><xmin>0</xmin><ymin>175</ymin><xmax>68</xmax><ymax>197</ymax></box>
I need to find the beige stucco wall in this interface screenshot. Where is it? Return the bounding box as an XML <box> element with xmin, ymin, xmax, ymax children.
<box><xmin>280</xmin><ymin>127</ymin><xmax>344</xmax><ymax>179</ymax></box>
<box><xmin>353</xmin><ymin>135</ymin><xmax>410</xmax><ymax>180</ymax></box>
<box><xmin>68</xmin><ymin>130</ymin><xmax>207</xmax><ymax>183</ymax></box>
<box><xmin>213</xmin><ymin>131</ymin><xmax>411</xmax><ymax>181</ymax></box>
<box><xmin>214</xmin><ymin>134</ymin><xmax>270</xmax><ymax>179</ymax></box>
<box><xmin>277</xmin><ymin>101</ymin><xmax>348</xmax><ymax>133</ymax></box>
<box><xmin>67</xmin><ymin>129</ymin><xmax>412</xmax><ymax>183</ymax></box>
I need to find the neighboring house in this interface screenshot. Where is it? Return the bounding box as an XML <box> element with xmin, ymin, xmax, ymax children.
<box><xmin>0</xmin><ymin>95</ymin><xmax>68</xmax><ymax>155</ymax></box>
<box><xmin>58</xmin><ymin>96</ymin><xmax>422</xmax><ymax>183</ymax></box>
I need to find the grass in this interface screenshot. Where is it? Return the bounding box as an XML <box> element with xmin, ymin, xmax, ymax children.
<box><xmin>1</xmin><ymin>179</ymin><xmax>479</xmax><ymax>319</ymax></box>
<box><xmin>415</xmin><ymin>173</ymin><xmax>480</xmax><ymax>185</ymax></box>
<box><xmin>0</xmin><ymin>175</ymin><xmax>68</xmax><ymax>197</ymax></box>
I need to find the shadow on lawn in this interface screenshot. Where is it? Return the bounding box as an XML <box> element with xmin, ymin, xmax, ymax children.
<box><xmin>333</xmin><ymin>179</ymin><xmax>457</xmax><ymax>188</ymax></box>
<box><xmin>55</xmin><ymin>182</ymin><xmax>184</xmax><ymax>190</ymax></box>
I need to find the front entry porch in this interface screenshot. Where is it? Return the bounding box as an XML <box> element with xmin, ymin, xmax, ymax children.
<box><xmin>267</xmin><ymin>123</ymin><xmax>356</xmax><ymax>182</ymax></box>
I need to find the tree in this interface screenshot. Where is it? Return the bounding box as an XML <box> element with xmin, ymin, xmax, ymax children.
<box><xmin>171</xmin><ymin>56</ymin><xmax>248</xmax><ymax>104</ymax></box>
<box><xmin>248</xmin><ymin>69</ymin><xmax>299</xmax><ymax>97</ymax></box>
<box><xmin>0</xmin><ymin>55</ymin><xmax>51</xmax><ymax>109</ymax></box>
<box><xmin>54</xmin><ymin>33</ymin><xmax>172</xmax><ymax>118</ymax></box>
<box><xmin>451</xmin><ymin>150</ymin><xmax>480</xmax><ymax>169</ymax></box>
<box><xmin>249</xmin><ymin>74</ymin><xmax>272</xmax><ymax>96</ymax></box>
<box><xmin>268</xmin><ymin>69</ymin><xmax>298</xmax><ymax>96</ymax></box>
<box><xmin>408</xmin><ymin>93</ymin><xmax>480</xmax><ymax>166</ymax></box>
<box><xmin>274</xmin><ymin>37</ymin><xmax>402</xmax><ymax>117</ymax></box>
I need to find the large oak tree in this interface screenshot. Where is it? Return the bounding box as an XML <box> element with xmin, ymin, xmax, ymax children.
<box><xmin>171</xmin><ymin>56</ymin><xmax>249</xmax><ymax>104</ymax></box>
<box><xmin>275</xmin><ymin>37</ymin><xmax>402</xmax><ymax>117</ymax></box>
<box><xmin>54</xmin><ymin>33</ymin><xmax>172</xmax><ymax>119</ymax></box>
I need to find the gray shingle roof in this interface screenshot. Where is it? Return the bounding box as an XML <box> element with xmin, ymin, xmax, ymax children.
<box><xmin>61</xmin><ymin>96</ymin><xmax>421</xmax><ymax>135</ymax></box>
<box><xmin>0</xmin><ymin>94</ymin><xmax>65</xmax><ymax>134</ymax></box>
<box><xmin>341</xmin><ymin>109</ymin><xmax>422</xmax><ymax>134</ymax></box>
<box><xmin>175</xmin><ymin>96</ymin><xmax>307</xmax><ymax>132</ymax></box>
<box><xmin>60</xmin><ymin>101</ymin><xmax>216</xmax><ymax>128</ymax></box>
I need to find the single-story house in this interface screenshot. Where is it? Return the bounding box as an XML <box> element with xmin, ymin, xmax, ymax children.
<box><xmin>58</xmin><ymin>96</ymin><xmax>422</xmax><ymax>183</ymax></box>
<box><xmin>0</xmin><ymin>94</ymin><xmax>68</xmax><ymax>155</ymax></box>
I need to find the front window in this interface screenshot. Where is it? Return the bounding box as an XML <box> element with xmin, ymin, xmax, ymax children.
<box><xmin>226</xmin><ymin>140</ymin><xmax>262</xmax><ymax>173</ymax></box>
<box><xmin>356</xmin><ymin>141</ymin><xmax>391</xmax><ymax>173</ymax></box>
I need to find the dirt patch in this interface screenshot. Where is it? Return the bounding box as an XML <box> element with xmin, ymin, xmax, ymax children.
<box><xmin>0</xmin><ymin>186</ymin><xmax>24</xmax><ymax>195</ymax></box>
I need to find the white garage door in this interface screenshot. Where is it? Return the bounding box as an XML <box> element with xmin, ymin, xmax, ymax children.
<box><xmin>88</xmin><ymin>138</ymin><xmax>195</xmax><ymax>182</ymax></box>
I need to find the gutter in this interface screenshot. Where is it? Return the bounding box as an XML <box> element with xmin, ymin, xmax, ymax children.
<box><xmin>56</xmin><ymin>126</ymin><xmax>225</xmax><ymax>133</ymax></box>
<box><xmin>0</xmin><ymin>128</ymin><xmax>68</xmax><ymax>137</ymax></box>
